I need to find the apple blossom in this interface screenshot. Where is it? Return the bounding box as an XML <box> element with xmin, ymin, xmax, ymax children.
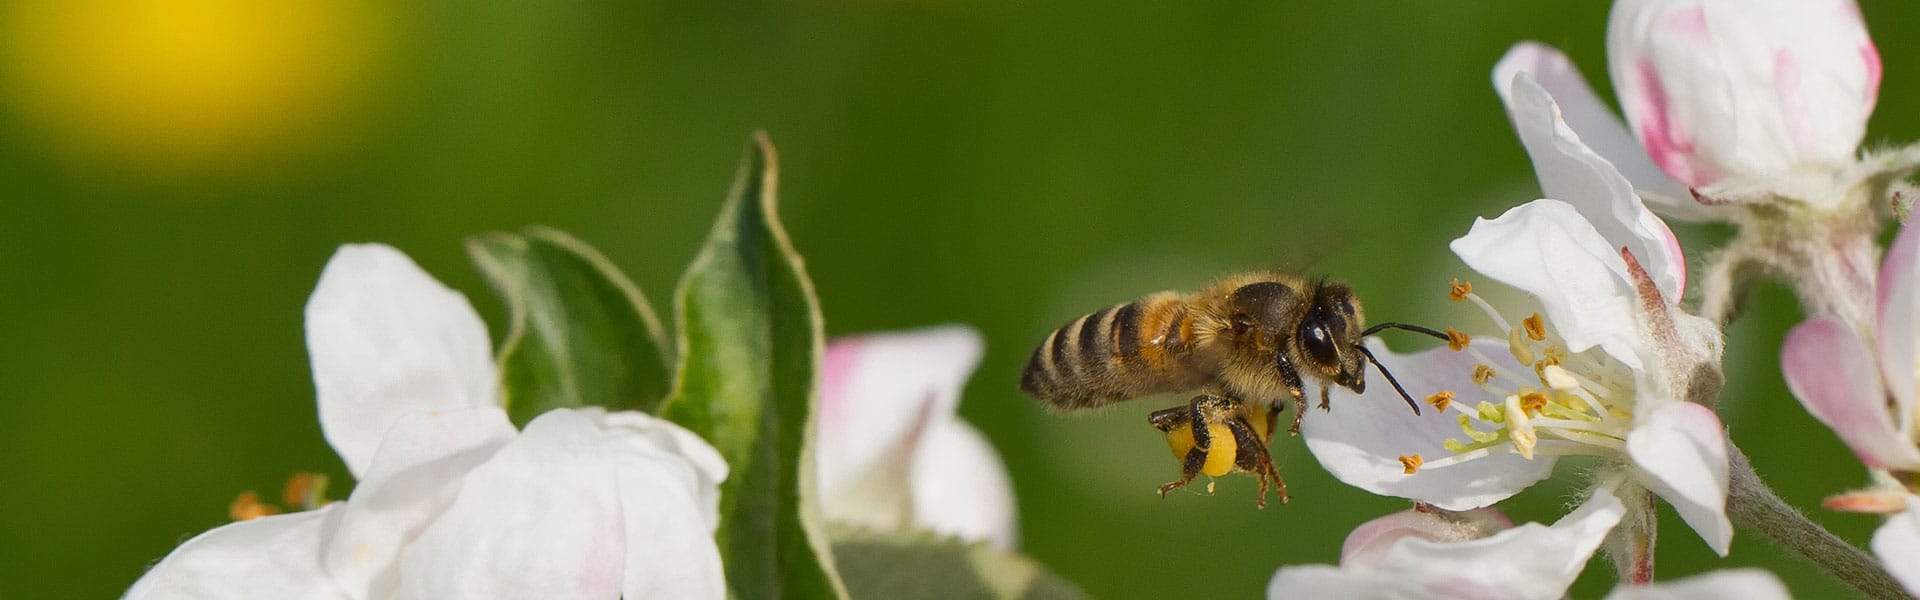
<box><xmin>1305</xmin><ymin>70</ymin><xmax>1731</xmax><ymax>565</ymax></box>
<box><xmin>814</xmin><ymin>325</ymin><xmax>1018</xmax><ymax>550</ymax></box>
<box><xmin>125</xmin><ymin>244</ymin><xmax>728</xmax><ymax>599</ymax></box>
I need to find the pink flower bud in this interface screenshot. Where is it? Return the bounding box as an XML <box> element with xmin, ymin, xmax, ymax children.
<box><xmin>1607</xmin><ymin>0</ymin><xmax>1879</xmax><ymax>187</ymax></box>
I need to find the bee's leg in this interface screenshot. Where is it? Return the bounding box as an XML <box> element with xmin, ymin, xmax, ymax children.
<box><xmin>1318</xmin><ymin>385</ymin><xmax>1332</xmax><ymax>412</ymax></box>
<box><xmin>1228</xmin><ymin>416</ymin><xmax>1288</xmax><ymax>508</ymax></box>
<box><xmin>1157</xmin><ymin>446</ymin><xmax>1207</xmax><ymax>497</ymax></box>
<box><xmin>1147</xmin><ymin>405</ymin><xmax>1188</xmax><ymax>432</ymax></box>
<box><xmin>1276</xmin><ymin>352</ymin><xmax>1309</xmax><ymax>436</ymax></box>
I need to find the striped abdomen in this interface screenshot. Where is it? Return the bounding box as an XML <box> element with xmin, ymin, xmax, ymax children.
<box><xmin>1020</xmin><ymin>292</ymin><xmax>1210</xmax><ymax>410</ymax></box>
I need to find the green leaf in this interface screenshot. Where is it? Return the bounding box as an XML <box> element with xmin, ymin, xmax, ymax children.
<box><xmin>660</xmin><ymin>132</ymin><xmax>848</xmax><ymax>599</ymax></box>
<box><xmin>467</xmin><ymin>226</ymin><xmax>672</xmax><ymax>424</ymax></box>
<box><xmin>830</xmin><ymin>527</ymin><xmax>1091</xmax><ymax>600</ymax></box>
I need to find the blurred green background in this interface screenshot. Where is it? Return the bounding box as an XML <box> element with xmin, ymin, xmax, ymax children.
<box><xmin>3</xmin><ymin>1</ymin><xmax>1916</xmax><ymax>598</ymax></box>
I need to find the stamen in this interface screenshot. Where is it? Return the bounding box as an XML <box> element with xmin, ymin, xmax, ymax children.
<box><xmin>229</xmin><ymin>490</ymin><xmax>282</xmax><ymax>522</ymax></box>
<box><xmin>1504</xmin><ymin>395</ymin><xmax>1538</xmax><ymax>460</ymax></box>
<box><xmin>282</xmin><ymin>472</ymin><xmax>330</xmax><ymax>511</ymax></box>
<box><xmin>1462</xmin><ymin>292</ymin><xmax>1513</xmax><ymax>332</ymax></box>
<box><xmin>1519</xmin><ymin>391</ymin><xmax>1548</xmax><ymax>416</ymax></box>
<box><xmin>1446</xmin><ymin>328</ymin><xmax>1471</xmax><ymax>351</ymax></box>
<box><xmin>1458</xmin><ymin>414</ymin><xmax>1498</xmax><ymax>442</ymax></box>
<box><xmin>1399</xmin><ymin>454</ymin><xmax>1424</xmax><ymax>474</ymax></box>
<box><xmin>1540</xmin><ymin>365</ymin><xmax>1580</xmax><ymax>390</ymax></box>
<box><xmin>1522</xmin><ymin>313</ymin><xmax>1547</xmax><ymax>341</ymax></box>
<box><xmin>1508</xmin><ymin>326</ymin><xmax>1535</xmax><ymax>365</ymax></box>
<box><xmin>1472</xmin><ymin>364</ymin><xmax>1496</xmax><ymax>385</ymax></box>
<box><xmin>1426</xmin><ymin>390</ymin><xmax>1455</xmax><ymax>412</ymax></box>
<box><xmin>1448</xmin><ymin>279</ymin><xmax>1472</xmax><ymax>302</ymax></box>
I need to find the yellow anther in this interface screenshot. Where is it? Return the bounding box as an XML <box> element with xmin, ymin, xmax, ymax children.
<box><xmin>1446</xmin><ymin>327</ymin><xmax>1471</xmax><ymax>351</ymax></box>
<box><xmin>1449</xmin><ymin>279</ymin><xmax>1472</xmax><ymax>302</ymax></box>
<box><xmin>1503</xmin><ymin>395</ymin><xmax>1538</xmax><ymax>460</ymax></box>
<box><xmin>1426</xmin><ymin>390</ymin><xmax>1455</xmax><ymax>412</ymax></box>
<box><xmin>1542</xmin><ymin>345</ymin><xmax>1566</xmax><ymax>366</ymax></box>
<box><xmin>1399</xmin><ymin>454</ymin><xmax>1424</xmax><ymax>474</ymax></box>
<box><xmin>1519</xmin><ymin>391</ymin><xmax>1548</xmax><ymax>416</ymax></box>
<box><xmin>1522</xmin><ymin>313</ymin><xmax>1547</xmax><ymax>341</ymax></box>
<box><xmin>282</xmin><ymin>472</ymin><xmax>330</xmax><ymax>510</ymax></box>
<box><xmin>1508</xmin><ymin>326</ymin><xmax>1535</xmax><ymax>365</ymax></box>
<box><xmin>229</xmin><ymin>490</ymin><xmax>282</xmax><ymax>522</ymax></box>
<box><xmin>1540</xmin><ymin>364</ymin><xmax>1580</xmax><ymax>390</ymax></box>
<box><xmin>1472</xmin><ymin>364</ymin><xmax>1496</xmax><ymax>385</ymax></box>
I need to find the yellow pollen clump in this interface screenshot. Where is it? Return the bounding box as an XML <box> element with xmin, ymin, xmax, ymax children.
<box><xmin>1522</xmin><ymin>313</ymin><xmax>1547</xmax><ymax>341</ymax></box>
<box><xmin>1519</xmin><ymin>392</ymin><xmax>1548</xmax><ymax>416</ymax></box>
<box><xmin>1426</xmin><ymin>390</ymin><xmax>1455</xmax><ymax>412</ymax></box>
<box><xmin>229</xmin><ymin>490</ymin><xmax>281</xmax><ymax>522</ymax></box>
<box><xmin>1399</xmin><ymin>454</ymin><xmax>1424</xmax><ymax>474</ymax></box>
<box><xmin>1508</xmin><ymin>327</ymin><xmax>1535</xmax><ymax>365</ymax></box>
<box><xmin>1449</xmin><ymin>279</ymin><xmax>1472</xmax><ymax>302</ymax></box>
<box><xmin>1446</xmin><ymin>327</ymin><xmax>1471</xmax><ymax>351</ymax></box>
<box><xmin>1472</xmin><ymin>364</ymin><xmax>1496</xmax><ymax>385</ymax></box>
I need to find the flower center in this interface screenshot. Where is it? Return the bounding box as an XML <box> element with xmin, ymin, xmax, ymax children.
<box><xmin>1416</xmin><ymin>280</ymin><xmax>1636</xmax><ymax>471</ymax></box>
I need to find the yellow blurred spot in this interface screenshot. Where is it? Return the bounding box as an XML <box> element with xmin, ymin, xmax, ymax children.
<box><xmin>228</xmin><ymin>490</ymin><xmax>281</xmax><ymax>521</ymax></box>
<box><xmin>2</xmin><ymin>0</ymin><xmax>386</xmax><ymax>172</ymax></box>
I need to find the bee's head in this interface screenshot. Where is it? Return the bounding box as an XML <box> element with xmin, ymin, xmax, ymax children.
<box><xmin>1298</xmin><ymin>281</ymin><xmax>1368</xmax><ymax>393</ymax></box>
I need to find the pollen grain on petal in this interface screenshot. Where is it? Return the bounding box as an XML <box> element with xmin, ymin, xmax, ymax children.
<box><xmin>1448</xmin><ymin>279</ymin><xmax>1472</xmax><ymax>302</ymax></box>
<box><xmin>229</xmin><ymin>490</ymin><xmax>282</xmax><ymax>522</ymax></box>
<box><xmin>1445</xmin><ymin>327</ymin><xmax>1471</xmax><ymax>351</ymax></box>
<box><xmin>1472</xmin><ymin>364</ymin><xmax>1496</xmax><ymax>385</ymax></box>
<box><xmin>1399</xmin><ymin>454</ymin><xmax>1424</xmax><ymax>474</ymax></box>
<box><xmin>1522</xmin><ymin>313</ymin><xmax>1547</xmax><ymax>341</ymax></box>
<box><xmin>1426</xmin><ymin>390</ymin><xmax>1455</xmax><ymax>412</ymax></box>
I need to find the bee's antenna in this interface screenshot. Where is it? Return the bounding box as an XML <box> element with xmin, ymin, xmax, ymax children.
<box><xmin>1354</xmin><ymin>344</ymin><xmax>1421</xmax><ymax>415</ymax></box>
<box><xmin>1361</xmin><ymin>322</ymin><xmax>1449</xmax><ymax>341</ymax></box>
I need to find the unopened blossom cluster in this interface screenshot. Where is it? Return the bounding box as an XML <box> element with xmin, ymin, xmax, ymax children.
<box><xmin>1283</xmin><ymin>0</ymin><xmax>1920</xmax><ymax>597</ymax></box>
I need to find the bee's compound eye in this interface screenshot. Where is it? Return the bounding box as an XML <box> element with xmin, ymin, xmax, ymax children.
<box><xmin>1300</xmin><ymin>322</ymin><xmax>1338</xmax><ymax>367</ymax></box>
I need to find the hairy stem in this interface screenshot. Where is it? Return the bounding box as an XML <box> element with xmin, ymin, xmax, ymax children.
<box><xmin>1602</xmin><ymin>484</ymin><xmax>1658</xmax><ymax>586</ymax></box>
<box><xmin>1726</xmin><ymin>444</ymin><xmax>1908</xmax><ymax>600</ymax></box>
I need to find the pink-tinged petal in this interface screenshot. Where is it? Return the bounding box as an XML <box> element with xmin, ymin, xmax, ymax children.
<box><xmin>1824</xmin><ymin>489</ymin><xmax>1911</xmax><ymax>514</ymax></box>
<box><xmin>1599</xmin><ymin>569</ymin><xmax>1790</xmax><ymax>600</ymax></box>
<box><xmin>305</xmin><ymin>244</ymin><xmax>500</xmax><ymax>478</ymax></box>
<box><xmin>1384</xmin><ymin>488</ymin><xmax>1625</xmax><ymax>600</ymax></box>
<box><xmin>319</xmin><ymin>407</ymin><xmax>518</xmax><ymax>597</ymax></box>
<box><xmin>399</xmin><ymin>409</ymin><xmax>725</xmax><ymax>600</ymax></box>
<box><xmin>1266</xmin><ymin>565</ymin><xmax>1434</xmax><ymax>600</ymax></box>
<box><xmin>1625</xmin><ymin>402</ymin><xmax>1732</xmax><ymax>556</ymax></box>
<box><xmin>815</xmin><ymin>325</ymin><xmax>983</xmax><ymax>501</ymax></box>
<box><xmin>1493</xmin><ymin>43</ymin><xmax>1706</xmax><ymax>221</ymax></box>
<box><xmin>1450</xmin><ymin>199</ymin><xmax>1647</xmax><ymax>370</ymax></box>
<box><xmin>1879</xmin><ymin>220</ymin><xmax>1920</xmax><ymax>423</ymax></box>
<box><xmin>1501</xmin><ymin>73</ymin><xmax>1686</xmax><ymax>301</ymax></box>
<box><xmin>1783</xmin><ymin>316</ymin><xmax>1920</xmax><ymax>470</ymax></box>
<box><xmin>1871</xmin><ymin>500</ymin><xmax>1920</xmax><ymax>597</ymax></box>
<box><xmin>1609</xmin><ymin>0</ymin><xmax>1876</xmax><ymax>184</ymax></box>
<box><xmin>1304</xmin><ymin>339</ymin><xmax>1552</xmax><ymax>511</ymax></box>
<box><xmin>909</xmin><ymin>419</ymin><xmax>1019</xmax><ymax>550</ymax></box>
<box><xmin>124</xmin><ymin>506</ymin><xmax>340</xmax><ymax>600</ymax></box>
<box><xmin>1340</xmin><ymin>506</ymin><xmax>1511</xmax><ymax>571</ymax></box>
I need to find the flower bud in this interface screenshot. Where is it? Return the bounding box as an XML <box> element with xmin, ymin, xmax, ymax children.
<box><xmin>1607</xmin><ymin>0</ymin><xmax>1879</xmax><ymax>187</ymax></box>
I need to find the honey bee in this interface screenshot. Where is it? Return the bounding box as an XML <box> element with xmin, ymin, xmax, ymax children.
<box><xmin>1020</xmin><ymin>272</ymin><xmax>1445</xmax><ymax>508</ymax></box>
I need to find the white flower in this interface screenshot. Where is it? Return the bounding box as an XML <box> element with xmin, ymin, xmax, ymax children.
<box><xmin>814</xmin><ymin>325</ymin><xmax>1018</xmax><ymax>549</ymax></box>
<box><xmin>1304</xmin><ymin>70</ymin><xmax>1731</xmax><ymax>556</ymax></box>
<box><xmin>1267</xmin><ymin>491</ymin><xmax>1788</xmax><ymax>600</ymax></box>
<box><xmin>1781</xmin><ymin>219</ymin><xmax>1920</xmax><ymax>595</ymax></box>
<box><xmin>125</xmin><ymin>244</ymin><xmax>728</xmax><ymax>599</ymax></box>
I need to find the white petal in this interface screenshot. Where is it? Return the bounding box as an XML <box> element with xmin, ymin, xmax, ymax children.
<box><xmin>124</xmin><ymin>506</ymin><xmax>342</xmax><ymax>600</ymax></box>
<box><xmin>305</xmin><ymin>244</ymin><xmax>501</xmax><ymax>478</ymax></box>
<box><xmin>1266</xmin><ymin>565</ymin><xmax>1434</xmax><ymax>600</ymax></box>
<box><xmin>1340</xmin><ymin>507</ymin><xmax>1511</xmax><ymax>571</ymax></box>
<box><xmin>1376</xmin><ymin>488</ymin><xmax>1626</xmax><ymax>600</ymax></box>
<box><xmin>1600</xmin><ymin>569</ymin><xmax>1791</xmax><ymax>600</ymax></box>
<box><xmin>595</xmin><ymin>408</ymin><xmax>729</xmax><ymax>530</ymax></box>
<box><xmin>1608</xmin><ymin>0</ymin><xmax>1877</xmax><ymax>185</ymax></box>
<box><xmin>1501</xmin><ymin>71</ymin><xmax>1686</xmax><ymax>300</ymax></box>
<box><xmin>1626</xmin><ymin>402</ymin><xmax>1733</xmax><ymax>556</ymax></box>
<box><xmin>1450</xmin><ymin>199</ymin><xmax>1646</xmax><ymax>370</ymax></box>
<box><xmin>1783</xmin><ymin>316</ymin><xmax>1920</xmax><ymax>470</ymax></box>
<box><xmin>1872</xmin><ymin>499</ymin><xmax>1920</xmax><ymax>597</ymax></box>
<box><xmin>1492</xmin><ymin>43</ymin><xmax>1706</xmax><ymax>221</ymax></box>
<box><xmin>815</xmin><ymin>325</ymin><xmax>983</xmax><ymax>505</ymax></box>
<box><xmin>1304</xmin><ymin>339</ymin><xmax>1553</xmax><ymax>511</ymax></box>
<box><xmin>909</xmin><ymin>419</ymin><xmax>1019</xmax><ymax>550</ymax></box>
<box><xmin>320</xmin><ymin>407</ymin><xmax>517</xmax><ymax>597</ymax></box>
<box><xmin>398</xmin><ymin>409</ymin><xmax>724</xmax><ymax>600</ymax></box>
<box><xmin>1879</xmin><ymin>219</ymin><xmax>1920</xmax><ymax>435</ymax></box>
